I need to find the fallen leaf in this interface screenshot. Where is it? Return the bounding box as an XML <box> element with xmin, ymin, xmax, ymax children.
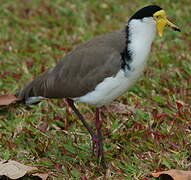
<box><xmin>103</xmin><ymin>102</ymin><xmax>135</xmax><ymax>114</ymax></box>
<box><xmin>0</xmin><ymin>160</ymin><xmax>49</xmax><ymax>179</ymax></box>
<box><xmin>0</xmin><ymin>94</ymin><xmax>21</xmax><ymax>106</ymax></box>
<box><xmin>0</xmin><ymin>160</ymin><xmax>37</xmax><ymax>179</ymax></box>
<box><xmin>152</xmin><ymin>169</ymin><xmax>191</xmax><ymax>180</ymax></box>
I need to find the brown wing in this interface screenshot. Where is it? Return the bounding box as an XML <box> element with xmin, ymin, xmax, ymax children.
<box><xmin>16</xmin><ymin>29</ymin><xmax>126</xmax><ymax>100</ymax></box>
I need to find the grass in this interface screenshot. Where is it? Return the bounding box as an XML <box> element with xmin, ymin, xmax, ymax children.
<box><xmin>0</xmin><ymin>0</ymin><xmax>190</xmax><ymax>179</ymax></box>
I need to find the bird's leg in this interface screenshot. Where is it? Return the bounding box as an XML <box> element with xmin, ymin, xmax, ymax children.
<box><xmin>95</xmin><ymin>108</ymin><xmax>105</xmax><ymax>166</ymax></box>
<box><xmin>66</xmin><ymin>98</ymin><xmax>97</xmax><ymax>156</ymax></box>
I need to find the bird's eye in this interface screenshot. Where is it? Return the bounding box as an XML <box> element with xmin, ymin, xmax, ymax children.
<box><xmin>156</xmin><ymin>16</ymin><xmax>159</xmax><ymax>18</ymax></box>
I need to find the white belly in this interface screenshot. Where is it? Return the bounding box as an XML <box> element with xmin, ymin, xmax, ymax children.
<box><xmin>73</xmin><ymin>65</ymin><xmax>145</xmax><ymax>106</ymax></box>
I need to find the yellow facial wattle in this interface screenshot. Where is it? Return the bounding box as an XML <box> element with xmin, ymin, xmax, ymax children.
<box><xmin>153</xmin><ymin>10</ymin><xmax>180</xmax><ymax>37</ymax></box>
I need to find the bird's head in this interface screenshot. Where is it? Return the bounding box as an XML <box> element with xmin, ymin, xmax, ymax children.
<box><xmin>129</xmin><ymin>5</ymin><xmax>180</xmax><ymax>37</ymax></box>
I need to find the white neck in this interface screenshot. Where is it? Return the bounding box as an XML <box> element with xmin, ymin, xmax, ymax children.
<box><xmin>127</xmin><ymin>17</ymin><xmax>156</xmax><ymax>68</ymax></box>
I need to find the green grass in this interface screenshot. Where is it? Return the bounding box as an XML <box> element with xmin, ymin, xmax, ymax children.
<box><xmin>0</xmin><ymin>0</ymin><xmax>190</xmax><ymax>179</ymax></box>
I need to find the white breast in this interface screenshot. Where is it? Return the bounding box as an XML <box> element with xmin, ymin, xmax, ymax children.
<box><xmin>73</xmin><ymin>18</ymin><xmax>156</xmax><ymax>106</ymax></box>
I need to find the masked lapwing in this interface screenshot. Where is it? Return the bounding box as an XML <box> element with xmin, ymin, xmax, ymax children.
<box><xmin>16</xmin><ymin>5</ymin><xmax>180</xmax><ymax>165</ymax></box>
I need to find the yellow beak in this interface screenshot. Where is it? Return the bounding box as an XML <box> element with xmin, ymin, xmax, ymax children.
<box><xmin>154</xmin><ymin>10</ymin><xmax>180</xmax><ymax>37</ymax></box>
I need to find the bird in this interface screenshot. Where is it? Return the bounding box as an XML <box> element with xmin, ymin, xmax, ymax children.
<box><xmin>15</xmin><ymin>5</ymin><xmax>180</xmax><ymax>166</ymax></box>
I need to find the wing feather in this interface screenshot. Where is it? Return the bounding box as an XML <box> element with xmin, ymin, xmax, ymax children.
<box><xmin>16</xmin><ymin>29</ymin><xmax>126</xmax><ymax>100</ymax></box>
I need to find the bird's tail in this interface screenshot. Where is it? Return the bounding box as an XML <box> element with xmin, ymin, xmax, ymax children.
<box><xmin>0</xmin><ymin>74</ymin><xmax>46</xmax><ymax>106</ymax></box>
<box><xmin>15</xmin><ymin>72</ymin><xmax>48</xmax><ymax>105</ymax></box>
<box><xmin>1</xmin><ymin>69</ymin><xmax>55</xmax><ymax>106</ymax></box>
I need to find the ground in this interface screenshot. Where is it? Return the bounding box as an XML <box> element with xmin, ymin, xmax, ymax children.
<box><xmin>0</xmin><ymin>0</ymin><xmax>190</xmax><ymax>179</ymax></box>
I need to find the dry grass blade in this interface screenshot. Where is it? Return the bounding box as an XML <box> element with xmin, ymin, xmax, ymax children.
<box><xmin>32</xmin><ymin>173</ymin><xmax>50</xmax><ymax>180</ymax></box>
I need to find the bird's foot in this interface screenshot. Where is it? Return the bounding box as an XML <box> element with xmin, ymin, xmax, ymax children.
<box><xmin>92</xmin><ymin>135</ymin><xmax>106</xmax><ymax>168</ymax></box>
